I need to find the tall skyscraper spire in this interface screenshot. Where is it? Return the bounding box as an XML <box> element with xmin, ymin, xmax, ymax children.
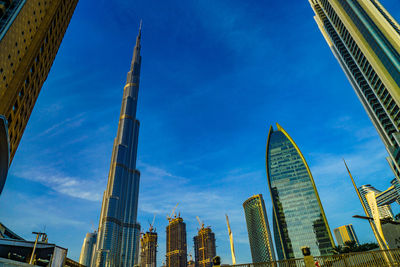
<box><xmin>94</xmin><ymin>23</ymin><xmax>143</xmax><ymax>267</ymax></box>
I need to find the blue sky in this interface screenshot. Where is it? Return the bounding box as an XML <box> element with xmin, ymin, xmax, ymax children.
<box><xmin>1</xmin><ymin>0</ymin><xmax>400</xmax><ymax>264</ymax></box>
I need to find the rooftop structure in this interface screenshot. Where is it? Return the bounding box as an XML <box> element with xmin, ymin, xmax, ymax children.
<box><xmin>0</xmin><ymin>222</ymin><xmax>23</xmax><ymax>240</ymax></box>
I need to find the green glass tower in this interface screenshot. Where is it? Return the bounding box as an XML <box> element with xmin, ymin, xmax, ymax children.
<box><xmin>309</xmin><ymin>0</ymin><xmax>400</xmax><ymax>179</ymax></box>
<box><xmin>266</xmin><ymin>124</ymin><xmax>334</xmax><ymax>259</ymax></box>
<box><xmin>243</xmin><ymin>194</ymin><xmax>275</xmax><ymax>263</ymax></box>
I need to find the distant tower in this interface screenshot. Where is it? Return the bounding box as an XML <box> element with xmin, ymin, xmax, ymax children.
<box><xmin>309</xmin><ymin>0</ymin><xmax>400</xmax><ymax>179</ymax></box>
<box><xmin>187</xmin><ymin>252</ymin><xmax>194</xmax><ymax>267</ymax></box>
<box><xmin>333</xmin><ymin>224</ymin><xmax>359</xmax><ymax>246</ymax></box>
<box><xmin>135</xmin><ymin>223</ymin><xmax>142</xmax><ymax>265</ymax></box>
<box><xmin>95</xmin><ymin>23</ymin><xmax>143</xmax><ymax>267</ymax></box>
<box><xmin>266</xmin><ymin>124</ymin><xmax>334</xmax><ymax>259</ymax></box>
<box><xmin>140</xmin><ymin>223</ymin><xmax>157</xmax><ymax>267</ymax></box>
<box><xmin>166</xmin><ymin>215</ymin><xmax>187</xmax><ymax>267</ymax></box>
<box><xmin>0</xmin><ymin>0</ymin><xmax>78</xmax><ymax>194</ymax></box>
<box><xmin>359</xmin><ymin>185</ymin><xmax>394</xmax><ymax>219</ymax></box>
<box><xmin>193</xmin><ymin>223</ymin><xmax>216</xmax><ymax>267</ymax></box>
<box><xmin>79</xmin><ymin>232</ymin><xmax>97</xmax><ymax>267</ymax></box>
<box><xmin>243</xmin><ymin>194</ymin><xmax>275</xmax><ymax>263</ymax></box>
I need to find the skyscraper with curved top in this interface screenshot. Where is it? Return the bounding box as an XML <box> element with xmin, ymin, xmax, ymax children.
<box><xmin>266</xmin><ymin>124</ymin><xmax>334</xmax><ymax>260</ymax></box>
<box><xmin>94</xmin><ymin>23</ymin><xmax>142</xmax><ymax>267</ymax></box>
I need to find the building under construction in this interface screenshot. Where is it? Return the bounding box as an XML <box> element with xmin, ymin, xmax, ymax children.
<box><xmin>166</xmin><ymin>216</ymin><xmax>187</xmax><ymax>267</ymax></box>
<box><xmin>193</xmin><ymin>226</ymin><xmax>216</xmax><ymax>267</ymax></box>
<box><xmin>140</xmin><ymin>229</ymin><xmax>157</xmax><ymax>267</ymax></box>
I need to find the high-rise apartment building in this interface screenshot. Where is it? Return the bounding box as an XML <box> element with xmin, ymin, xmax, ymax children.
<box><xmin>166</xmin><ymin>216</ymin><xmax>187</xmax><ymax>267</ymax></box>
<box><xmin>375</xmin><ymin>178</ymin><xmax>400</xmax><ymax>206</ymax></box>
<box><xmin>140</xmin><ymin>227</ymin><xmax>157</xmax><ymax>267</ymax></box>
<box><xmin>242</xmin><ymin>194</ymin><xmax>275</xmax><ymax>263</ymax></box>
<box><xmin>193</xmin><ymin>226</ymin><xmax>216</xmax><ymax>267</ymax></box>
<box><xmin>95</xmin><ymin>24</ymin><xmax>142</xmax><ymax>267</ymax></box>
<box><xmin>309</xmin><ymin>0</ymin><xmax>400</xmax><ymax>178</ymax></box>
<box><xmin>333</xmin><ymin>224</ymin><xmax>359</xmax><ymax>246</ymax></box>
<box><xmin>79</xmin><ymin>232</ymin><xmax>97</xmax><ymax>267</ymax></box>
<box><xmin>266</xmin><ymin>124</ymin><xmax>334</xmax><ymax>259</ymax></box>
<box><xmin>0</xmin><ymin>0</ymin><xmax>78</xmax><ymax>194</ymax></box>
<box><xmin>359</xmin><ymin>184</ymin><xmax>394</xmax><ymax>219</ymax></box>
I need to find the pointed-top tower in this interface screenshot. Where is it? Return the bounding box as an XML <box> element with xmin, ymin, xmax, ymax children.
<box><xmin>266</xmin><ymin>124</ymin><xmax>334</xmax><ymax>259</ymax></box>
<box><xmin>95</xmin><ymin>23</ymin><xmax>143</xmax><ymax>267</ymax></box>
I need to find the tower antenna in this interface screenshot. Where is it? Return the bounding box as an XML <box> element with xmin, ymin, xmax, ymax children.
<box><xmin>343</xmin><ymin>159</ymin><xmax>388</xmax><ymax>250</ymax></box>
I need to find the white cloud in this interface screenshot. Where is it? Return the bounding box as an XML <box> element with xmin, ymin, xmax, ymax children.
<box><xmin>12</xmin><ymin>166</ymin><xmax>104</xmax><ymax>202</ymax></box>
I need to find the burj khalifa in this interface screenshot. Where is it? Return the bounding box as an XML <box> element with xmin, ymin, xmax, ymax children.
<box><xmin>95</xmin><ymin>23</ymin><xmax>143</xmax><ymax>267</ymax></box>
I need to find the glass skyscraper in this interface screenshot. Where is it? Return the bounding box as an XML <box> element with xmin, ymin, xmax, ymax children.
<box><xmin>266</xmin><ymin>124</ymin><xmax>334</xmax><ymax>260</ymax></box>
<box><xmin>243</xmin><ymin>194</ymin><xmax>275</xmax><ymax>263</ymax></box>
<box><xmin>79</xmin><ymin>232</ymin><xmax>97</xmax><ymax>267</ymax></box>
<box><xmin>94</xmin><ymin>24</ymin><xmax>142</xmax><ymax>267</ymax></box>
<box><xmin>309</xmin><ymin>0</ymin><xmax>400</xmax><ymax>179</ymax></box>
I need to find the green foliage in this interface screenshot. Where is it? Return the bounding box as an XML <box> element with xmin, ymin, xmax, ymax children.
<box><xmin>395</xmin><ymin>213</ymin><xmax>400</xmax><ymax>221</ymax></box>
<box><xmin>331</xmin><ymin>241</ymin><xmax>379</xmax><ymax>254</ymax></box>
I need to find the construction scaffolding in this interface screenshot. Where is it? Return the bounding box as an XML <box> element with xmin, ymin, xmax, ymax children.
<box><xmin>166</xmin><ymin>216</ymin><xmax>187</xmax><ymax>267</ymax></box>
<box><xmin>140</xmin><ymin>231</ymin><xmax>157</xmax><ymax>267</ymax></box>
<box><xmin>193</xmin><ymin>225</ymin><xmax>216</xmax><ymax>267</ymax></box>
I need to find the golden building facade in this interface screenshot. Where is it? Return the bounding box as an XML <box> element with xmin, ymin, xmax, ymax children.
<box><xmin>333</xmin><ymin>224</ymin><xmax>359</xmax><ymax>246</ymax></box>
<box><xmin>0</xmin><ymin>0</ymin><xmax>78</xmax><ymax>163</ymax></box>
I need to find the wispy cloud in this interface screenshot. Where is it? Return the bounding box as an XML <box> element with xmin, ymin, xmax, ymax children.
<box><xmin>40</xmin><ymin>113</ymin><xmax>86</xmax><ymax>137</ymax></box>
<box><xmin>12</xmin><ymin>166</ymin><xmax>104</xmax><ymax>201</ymax></box>
<box><xmin>137</xmin><ymin>163</ymin><xmax>257</xmax><ymax>264</ymax></box>
<box><xmin>329</xmin><ymin>115</ymin><xmax>379</xmax><ymax>141</ymax></box>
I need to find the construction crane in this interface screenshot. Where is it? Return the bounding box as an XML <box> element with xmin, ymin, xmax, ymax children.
<box><xmin>226</xmin><ymin>214</ymin><xmax>237</xmax><ymax>265</ymax></box>
<box><xmin>149</xmin><ymin>214</ymin><xmax>156</xmax><ymax>232</ymax></box>
<box><xmin>167</xmin><ymin>203</ymin><xmax>179</xmax><ymax>222</ymax></box>
<box><xmin>196</xmin><ymin>216</ymin><xmax>204</xmax><ymax>229</ymax></box>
